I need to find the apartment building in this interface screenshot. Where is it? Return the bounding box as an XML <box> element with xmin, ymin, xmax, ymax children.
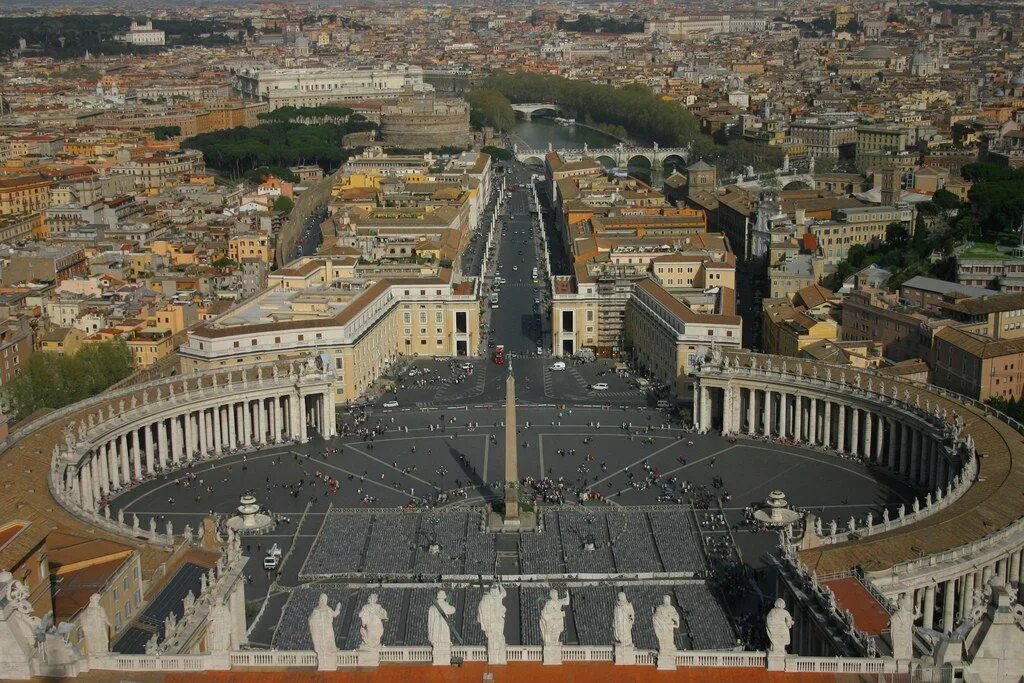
<box><xmin>788</xmin><ymin>119</ymin><xmax>857</xmax><ymax>158</ymax></box>
<box><xmin>813</xmin><ymin>205</ymin><xmax>915</xmax><ymax>265</ymax></box>
<box><xmin>932</xmin><ymin>326</ymin><xmax>1024</xmax><ymax>401</ymax></box>
<box><xmin>110</xmin><ymin>149</ymin><xmax>205</xmax><ymax>192</ymax></box>
<box><xmin>956</xmin><ymin>244</ymin><xmax>1024</xmax><ymax>293</ymax></box>
<box><xmin>0</xmin><ymin>173</ymin><xmax>52</xmax><ymax>216</ymax></box>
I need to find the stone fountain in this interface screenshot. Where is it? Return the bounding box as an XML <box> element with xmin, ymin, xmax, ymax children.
<box><xmin>753</xmin><ymin>490</ymin><xmax>802</xmax><ymax>527</ymax></box>
<box><xmin>226</xmin><ymin>494</ymin><xmax>274</xmax><ymax>533</ymax></box>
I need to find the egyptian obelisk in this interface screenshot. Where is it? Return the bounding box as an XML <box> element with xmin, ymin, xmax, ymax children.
<box><xmin>503</xmin><ymin>365</ymin><xmax>519</xmax><ymax>523</ymax></box>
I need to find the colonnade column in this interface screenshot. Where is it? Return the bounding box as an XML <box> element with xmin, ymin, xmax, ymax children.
<box><xmin>886</xmin><ymin>418</ymin><xmax>897</xmax><ymax>469</ymax></box>
<box><xmin>240</xmin><ymin>402</ymin><xmax>251</xmax><ymax>448</ymax></box>
<box><xmin>762</xmin><ymin>389</ymin><xmax>771</xmax><ymax>436</ymax></box>
<box><xmin>211</xmin><ymin>406</ymin><xmax>222</xmax><ymax>454</ymax></box>
<box><xmin>864</xmin><ymin>413</ymin><xmax>874</xmax><ymax>461</ymax></box>
<box><xmin>922</xmin><ymin>584</ymin><xmax>936</xmax><ymax>630</ymax></box>
<box><xmin>227</xmin><ymin>402</ymin><xmax>237</xmax><ymax>450</ymax></box>
<box><xmin>747</xmin><ymin>388</ymin><xmax>756</xmax><ymax>435</ymax></box>
<box><xmin>145</xmin><ymin>424</ymin><xmax>155</xmax><ymax>475</ymax></box>
<box><xmin>851</xmin><ymin>408</ymin><xmax>861</xmax><ymax>457</ymax></box>
<box><xmin>942</xmin><ymin>579</ymin><xmax>955</xmax><ymax>633</ymax></box>
<box><xmin>273</xmin><ymin>397</ymin><xmax>283</xmax><ymax>443</ymax></box>
<box><xmin>900</xmin><ymin>424</ymin><xmax>911</xmax><ymax>477</ymax></box>
<box><xmin>809</xmin><ymin>397</ymin><xmax>818</xmax><ymax>445</ymax></box>
<box><xmin>959</xmin><ymin>571</ymin><xmax>975</xmax><ymax>619</ymax></box>
<box><xmin>105</xmin><ymin>441</ymin><xmax>117</xmax><ymax>492</ymax></box>
<box><xmin>779</xmin><ymin>392</ymin><xmax>788</xmax><ymax>439</ymax></box>
<box><xmin>837</xmin><ymin>405</ymin><xmax>846</xmax><ymax>452</ymax></box>
<box><xmin>793</xmin><ymin>395</ymin><xmax>803</xmax><ymax>442</ymax></box>
<box><xmin>820</xmin><ymin>401</ymin><xmax>829</xmax><ymax>448</ymax></box>
<box><xmin>157</xmin><ymin>419</ymin><xmax>168</xmax><ymax>469</ymax></box>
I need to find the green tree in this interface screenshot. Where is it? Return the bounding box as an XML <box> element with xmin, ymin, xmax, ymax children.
<box><xmin>481</xmin><ymin>145</ymin><xmax>512</xmax><ymax>161</ymax></box>
<box><xmin>273</xmin><ymin>195</ymin><xmax>295</xmax><ymax>213</ymax></box>
<box><xmin>4</xmin><ymin>340</ymin><xmax>134</xmax><ymax>421</ymax></box>
<box><xmin>465</xmin><ymin>88</ymin><xmax>516</xmax><ymax>131</ymax></box>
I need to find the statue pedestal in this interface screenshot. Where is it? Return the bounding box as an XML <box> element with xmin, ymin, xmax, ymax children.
<box><xmin>432</xmin><ymin>645</ymin><xmax>451</xmax><ymax>666</ymax></box>
<box><xmin>767</xmin><ymin>653</ymin><xmax>787</xmax><ymax>671</ymax></box>
<box><xmin>657</xmin><ymin>648</ymin><xmax>677</xmax><ymax>670</ymax></box>
<box><xmin>357</xmin><ymin>648</ymin><xmax>380</xmax><ymax>668</ymax></box>
<box><xmin>614</xmin><ymin>645</ymin><xmax>635</xmax><ymax>665</ymax></box>
<box><xmin>316</xmin><ymin>650</ymin><xmax>335</xmax><ymax>671</ymax></box>
<box><xmin>486</xmin><ymin>643</ymin><xmax>507</xmax><ymax>665</ymax></box>
<box><xmin>542</xmin><ymin>643</ymin><xmax>562</xmax><ymax>665</ymax></box>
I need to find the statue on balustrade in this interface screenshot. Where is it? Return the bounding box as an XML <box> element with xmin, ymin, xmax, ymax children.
<box><xmin>427</xmin><ymin>589</ymin><xmax>456</xmax><ymax>663</ymax></box>
<box><xmin>478</xmin><ymin>584</ymin><xmax>507</xmax><ymax>664</ymax></box>
<box><xmin>766</xmin><ymin>598</ymin><xmax>794</xmax><ymax>655</ymax></box>
<box><xmin>889</xmin><ymin>594</ymin><xmax>919</xmax><ymax>660</ymax></box>
<box><xmin>308</xmin><ymin>593</ymin><xmax>341</xmax><ymax>657</ymax></box>
<box><xmin>358</xmin><ymin>593</ymin><xmax>388</xmax><ymax>650</ymax></box>
<box><xmin>613</xmin><ymin>591</ymin><xmax>635</xmax><ymax>648</ymax></box>
<box><xmin>80</xmin><ymin>593</ymin><xmax>110</xmax><ymax>656</ymax></box>
<box><xmin>206</xmin><ymin>601</ymin><xmax>233</xmax><ymax>653</ymax></box>
<box><xmin>652</xmin><ymin>595</ymin><xmax>679</xmax><ymax>654</ymax></box>
<box><xmin>540</xmin><ymin>589</ymin><xmax>570</xmax><ymax>647</ymax></box>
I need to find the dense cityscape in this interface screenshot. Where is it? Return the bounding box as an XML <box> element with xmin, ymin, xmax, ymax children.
<box><xmin>0</xmin><ymin>1</ymin><xmax>1021</xmax><ymax>681</ymax></box>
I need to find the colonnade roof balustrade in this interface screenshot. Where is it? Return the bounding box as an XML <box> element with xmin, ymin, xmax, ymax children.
<box><xmin>0</xmin><ymin>358</ymin><xmax>335</xmax><ymax>577</ymax></box>
<box><xmin>699</xmin><ymin>351</ymin><xmax>1024</xmax><ymax>576</ymax></box>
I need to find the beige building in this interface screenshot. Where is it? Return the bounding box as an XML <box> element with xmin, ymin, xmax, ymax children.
<box><xmin>624</xmin><ymin>278</ymin><xmax>742</xmax><ymax>394</ymax></box>
<box><xmin>180</xmin><ymin>269</ymin><xmax>480</xmax><ymax>402</ymax></box>
<box><xmin>762</xmin><ymin>294</ymin><xmax>839</xmax><ymax>358</ymax></box>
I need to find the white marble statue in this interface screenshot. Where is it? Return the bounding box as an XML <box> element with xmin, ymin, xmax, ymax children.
<box><xmin>358</xmin><ymin>593</ymin><xmax>388</xmax><ymax>650</ymax></box>
<box><xmin>613</xmin><ymin>591</ymin><xmax>635</xmax><ymax>648</ymax></box>
<box><xmin>478</xmin><ymin>584</ymin><xmax>507</xmax><ymax>663</ymax></box>
<box><xmin>206</xmin><ymin>602</ymin><xmax>233</xmax><ymax>653</ymax></box>
<box><xmin>80</xmin><ymin>593</ymin><xmax>110</xmax><ymax>656</ymax></box>
<box><xmin>766</xmin><ymin>598</ymin><xmax>794</xmax><ymax>655</ymax></box>
<box><xmin>308</xmin><ymin>593</ymin><xmax>341</xmax><ymax>659</ymax></box>
<box><xmin>889</xmin><ymin>593</ymin><xmax>919</xmax><ymax>660</ymax></box>
<box><xmin>427</xmin><ymin>590</ymin><xmax>456</xmax><ymax>664</ymax></box>
<box><xmin>540</xmin><ymin>589</ymin><xmax>570</xmax><ymax>647</ymax></box>
<box><xmin>653</xmin><ymin>595</ymin><xmax>679</xmax><ymax>653</ymax></box>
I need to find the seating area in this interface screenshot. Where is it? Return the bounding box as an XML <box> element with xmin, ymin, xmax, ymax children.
<box><xmin>607</xmin><ymin>511</ymin><xmax>662</xmax><ymax>573</ymax></box>
<box><xmin>648</xmin><ymin>510</ymin><xmax>705</xmax><ymax>573</ymax></box>
<box><xmin>558</xmin><ymin>511</ymin><xmax>615</xmax><ymax>573</ymax></box>
<box><xmin>570</xmin><ymin>586</ymin><xmax>614</xmax><ymax>646</ymax></box>
<box><xmin>674</xmin><ymin>584</ymin><xmax>736</xmax><ymax>650</ymax></box>
<box><xmin>301</xmin><ymin>514</ymin><xmax>371</xmax><ymax>576</ymax></box>
<box><xmin>362</xmin><ymin>515</ymin><xmax>418</xmax><ymax>574</ymax></box>
<box><xmin>301</xmin><ymin>510</ymin><xmax>494</xmax><ymax>578</ymax></box>
<box><xmin>519</xmin><ymin>514</ymin><xmax>563</xmax><ymax>573</ymax></box>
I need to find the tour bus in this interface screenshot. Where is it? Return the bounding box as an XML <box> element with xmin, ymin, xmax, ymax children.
<box><xmin>493</xmin><ymin>345</ymin><xmax>506</xmax><ymax>365</ymax></box>
<box><xmin>490</xmin><ymin>293</ymin><xmax>499</xmax><ymax>308</ymax></box>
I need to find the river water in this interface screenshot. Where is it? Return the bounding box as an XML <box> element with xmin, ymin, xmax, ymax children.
<box><xmin>508</xmin><ymin>118</ymin><xmax>679</xmax><ymax>186</ymax></box>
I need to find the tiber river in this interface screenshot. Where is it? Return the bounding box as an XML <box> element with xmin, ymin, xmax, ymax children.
<box><xmin>508</xmin><ymin>117</ymin><xmax>685</xmax><ymax>187</ymax></box>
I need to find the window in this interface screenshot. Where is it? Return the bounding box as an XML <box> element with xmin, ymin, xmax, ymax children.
<box><xmin>274</xmin><ymin>337</ymin><xmax>280</xmax><ymax>344</ymax></box>
<box><xmin>298</xmin><ymin>335</ymin><xmax>304</xmax><ymax>341</ymax></box>
<box><xmin>404</xmin><ymin>311</ymin><xmax>411</xmax><ymax>324</ymax></box>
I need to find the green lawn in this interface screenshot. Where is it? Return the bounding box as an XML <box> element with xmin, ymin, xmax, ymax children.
<box><xmin>960</xmin><ymin>242</ymin><xmax>1007</xmax><ymax>259</ymax></box>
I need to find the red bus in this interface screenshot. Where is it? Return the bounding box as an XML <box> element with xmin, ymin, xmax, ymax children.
<box><xmin>493</xmin><ymin>345</ymin><xmax>506</xmax><ymax>365</ymax></box>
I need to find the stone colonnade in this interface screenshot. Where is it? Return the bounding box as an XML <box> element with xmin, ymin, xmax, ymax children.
<box><xmin>57</xmin><ymin>365</ymin><xmax>338</xmax><ymax>515</ymax></box>
<box><xmin>694</xmin><ymin>383</ymin><xmax>954</xmax><ymax>493</ymax></box>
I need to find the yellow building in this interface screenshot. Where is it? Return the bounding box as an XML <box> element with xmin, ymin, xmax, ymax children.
<box><xmin>228</xmin><ymin>234</ymin><xmax>272</xmax><ymax>263</ymax></box>
<box><xmin>126</xmin><ymin>328</ymin><xmax>175</xmax><ymax>368</ymax></box>
<box><xmin>39</xmin><ymin>326</ymin><xmax>86</xmax><ymax>355</ymax></box>
<box><xmin>762</xmin><ymin>296</ymin><xmax>839</xmax><ymax>357</ymax></box>
<box><xmin>0</xmin><ymin>173</ymin><xmax>53</xmax><ymax>216</ymax></box>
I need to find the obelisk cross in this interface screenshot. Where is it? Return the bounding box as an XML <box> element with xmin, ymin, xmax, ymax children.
<box><xmin>503</xmin><ymin>362</ymin><xmax>519</xmax><ymax>521</ymax></box>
